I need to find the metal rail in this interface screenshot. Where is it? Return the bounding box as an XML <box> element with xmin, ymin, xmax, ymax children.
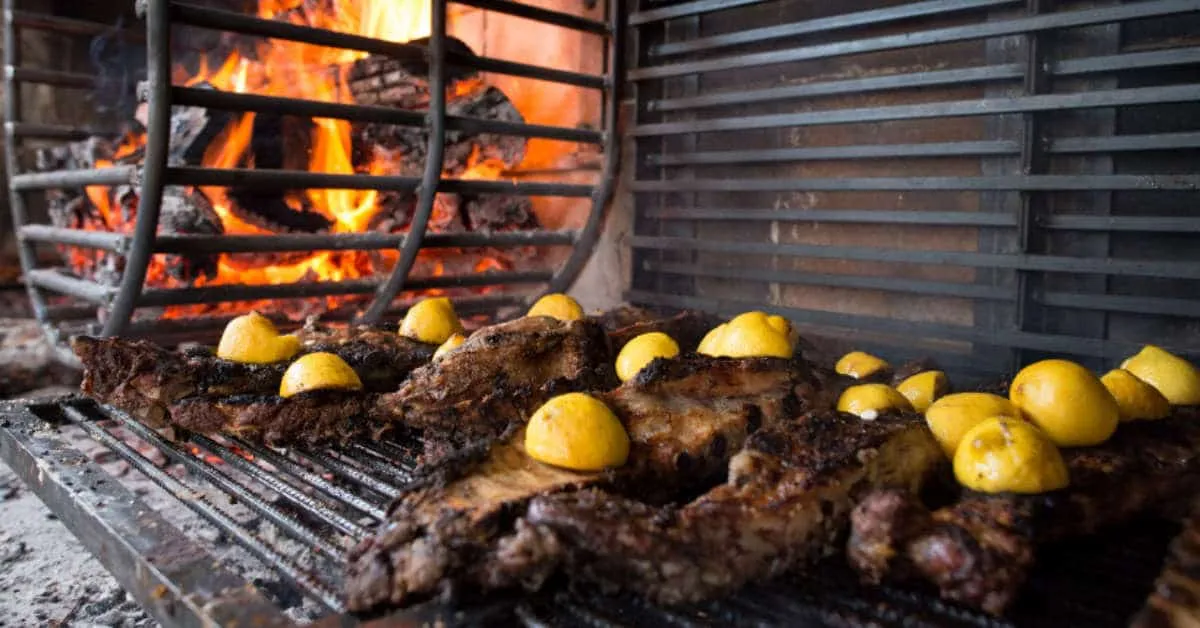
<box><xmin>2</xmin><ymin>0</ymin><xmax>622</xmax><ymax>343</ymax></box>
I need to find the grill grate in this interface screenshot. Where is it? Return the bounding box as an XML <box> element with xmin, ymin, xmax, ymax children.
<box><xmin>0</xmin><ymin>396</ymin><xmax>1178</xmax><ymax>627</ymax></box>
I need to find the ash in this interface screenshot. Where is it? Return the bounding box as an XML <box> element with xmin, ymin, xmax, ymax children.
<box><xmin>1</xmin><ymin>410</ymin><xmax>336</xmax><ymax>625</ymax></box>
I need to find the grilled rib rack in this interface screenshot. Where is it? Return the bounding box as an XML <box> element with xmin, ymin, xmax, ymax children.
<box><xmin>0</xmin><ymin>396</ymin><xmax>1180</xmax><ymax>627</ymax></box>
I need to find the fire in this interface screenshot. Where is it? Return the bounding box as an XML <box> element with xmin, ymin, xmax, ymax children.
<box><xmin>71</xmin><ymin>0</ymin><xmax>584</xmax><ymax>320</ymax></box>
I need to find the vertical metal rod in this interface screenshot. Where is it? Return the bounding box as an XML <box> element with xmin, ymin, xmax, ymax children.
<box><xmin>1012</xmin><ymin>0</ymin><xmax>1050</xmax><ymax>366</ymax></box>
<box><xmin>101</xmin><ymin>0</ymin><xmax>171</xmax><ymax>336</ymax></box>
<box><xmin>544</xmin><ymin>0</ymin><xmax>625</xmax><ymax>294</ymax></box>
<box><xmin>3</xmin><ymin>0</ymin><xmax>54</xmax><ymax>331</ymax></box>
<box><xmin>360</xmin><ymin>0</ymin><xmax>448</xmax><ymax>323</ymax></box>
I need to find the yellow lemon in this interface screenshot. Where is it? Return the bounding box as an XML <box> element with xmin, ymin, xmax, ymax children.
<box><xmin>279</xmin><ymin>352</ymin><xmax>363</xmax><ymax>398</ymax></box>
<box><xmin>1121</xmin><ymin>345</ymin><xmax>1200</xmax><ymax>406</ymax></box>
<box><xmin>1009</xmin><ymin>359</ymin><xmax>1119</xmax><ymax>448</ymax></box>
<box><xmin>766</xmin><ymin>314</ymin><xmax>791</xmax><ymax>338</ymax></box>
<box><xmin>713</xmin><ymin>320</ymin><xmax>793</xmax><ymax>358</ymax></box>
<box><xmin>953</xmin><ymin>417</ymin><xmax>1069</xmax><ymax>494</ymax></box>
<box><xmin>924</xmin><ymin>392</ymin><xmax>1023</xmax><ymax>458</ymax></box>
<box><xmin>896</xmin><ymin>370</ymin><xmax>950</xmax><ymax>414</ymax></box>
<box><xmin>433</xmin><ymin>333</ymin><xmax>467</xmax><ymax>361</ymax></box>
<box><xmin>835</xmin><ymin>351</ymin><xmax>891</xmax><ymax>380</ymax></box>
<box><xmin>836</xmin><ymin>383</ymin><xmax>913</xmax><ymax>420</ymax></box>
<box><xmin>524</xmin><ymin>393</ymin><xmax>629</xmax><ymax>471</ymax></box>
<box><xmin>527</xmin><ymin>293</ymin><xmax>585</xmax><ymax>321</ymax></box>
<box><xmin>697</xmin><ymin>323</ymin><xmax>728</xmax><ymax>356</ymax></box>
<box><xmin>1100</xmin><ymin>369</ymin><xmax>1171</xmax><ymax>421</ymax></box>
<box><xmin>216</xmin><ymin>311</ymin><xmax>301</xmax><ymax>364</ymax></box>
<box><xmin>400</xmin><ymin>297</ymin><xmax>464</xmax><ymax>345</ymax></box>
<box><xmin>616</xmin><ymin>332</ymin><xmax>680</xmax><ymax>382</ymax></box>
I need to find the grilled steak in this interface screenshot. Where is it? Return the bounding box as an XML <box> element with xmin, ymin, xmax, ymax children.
<box><xmin>1132</xmin><ymin>497</ymin><xmax>1200</xmax><ymax>628</ymax></box>
<box><xmin>372</xmin><ymin>316</ymin><xmax>615</xmax><ymax>455</ymax></box>
<box><xmin>847</xmin><ymin>410</ymin><xmax>1200</xmax><ymax>615</ymax></box>
<box><xmin>595</xmin><ymin>306</ymin><xmax>720</xmax><ymax>353</ymax></box>
<box><xmin>345</xmin><ymin>354</ymin><xmax>820</xmax><ymax>611</ymax></box>
<box><xmin>509</xmin><ymin>411</ymin><xmax>942</xmax><ymax>605</ymax></box>
<box><xmin>169</xmin><ymin>392</ymin><xmax>379</xmax><ymax>446</ymax></box>
<box><xmin>73</xmin><ymin>324</ymin><xmax>436</xmax><ymax>425</ymax></box>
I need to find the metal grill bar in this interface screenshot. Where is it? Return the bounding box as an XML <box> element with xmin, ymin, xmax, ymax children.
<box><xmin>628</xmin><ymin>0</ymin><xmax>1200</xmax><ymax>80</ymax></box>
<box><xmin>5</xmin><ymin>121</ymin><xmax>101</xmax><ymax>140</ymax></box>
<box><xmin>134</xmin><ymin>271</ymin><xmax>552</xmax><ymax>307</ymax></box>
<box><xmin>8</xmin><ymin>9</ymin><xmax>145</xmax><ymax>39</ymax></box>
<box><xmin>631</xmin><ymin>235</ymin><xmax>1200</xmax><ymax>280</ymax></box>
<box><xmin>629</xmin><ymin>0</ymin><xmax>762</xmax><ymax>26</ymax></box>
<box><xmin>59</xmin><ymin>404</ymin><xmax>346</xmax><ymax>612</ymax></box>
<box><xmin>641</xmin><ymin>208</ymin><xmax>1017</xmax><ymax>227</ymax></box>
<box><xmin>635</xmin><ymin>84</ymin><xmax>1200</xmax><ymax>136</ymax></box>
<box><xmin>6</xmin><ymin>65</ymin><xmax>95</xmax><ymax>88</ymax></box>
<box><xmin>24</xmin><ymin>269</ymin><xmax>113</xmax><ymax>303</ymax></box>
<box><xmin>453</xmin><ymin>0</ymin><xmax>610</xmax><ymax>34</ymax></box>
<box><xmin>10</xmin><ymin>166</ymin><xmax>137</xmax><ymax>190</ymax></box>
<box><xmin>19</xmin><ymin>224</ymin><xmax>128</xmax><ymax>251</ymax></box>
<box><xmin>632</xmin><ymin>174</ymin><xmax>1200</xmax><ymax>192</ymax></box>
<box><xmin>151</xmin><ymin>229</ymin><xmax>576</xmax><ymax>254</ymax></box>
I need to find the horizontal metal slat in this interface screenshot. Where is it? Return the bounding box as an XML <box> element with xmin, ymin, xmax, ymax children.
<box><xmin>171</xmin><ymin>86</ymin><xmax>604</xmax><ymax>144</ymax></box>
<box><xmin>151</xmin><ymin>230</ymin><xmax>576</xmax><ymax>255</ymax></box>
<box><xmin>8</xmin><ymin>10</ymin><xmax>145</xmax><ymax>40</ymax></box>
<box><xmin>170</xmin><ymin>3</ymin><xmax>605</xmax><ymax>89</ymax></box>
<box><xmin>648</xmin><ymin>140</ymin><xmax>1019</xmax><ymax>166</ymax></box>
<box><xmin>650</xmin><ymin>0</ymin><xmax>1018</xmax><ymax>58</ymax></box>
<box><xmin>18</xmin><ymin>225</ymin><xmax>127</xmax><ymax>252</ymax></box>
<box><xmin>136</xmin><ymin>271</ymin><xmax>550</xmax><ymax>307</ymax></box>
<box><xmin>438</xmin><ymin>177</ymin><xmax>595</xmax><ymax>197</ymax></box>
<box><xmin>1048</xmin><ymin>131</ymin><xmax>1200</xmax><ymax>153</ymax></box>
<box><xmin>624</xmin><ymin>290</ymin><xmax>1192</xmax><ymax>361</ymax></box>
<box><xmin>650</xmin><ymin>63</ymin><xmax>1023</xmax><ymax>113</ymax></box>
<box><xmin>1038</xmin><ymin>292</ymin><xmax>1200</xmax><ymax>319</ymax></box>
<box><xmin>629</xmin><ymin>0</ymin><xmax>1200</xmax><ymax>80</ymax></box>
<box><xmin>5</xmin><ymin>122</ymin><xmax>102</xmax><ymax>141</ymax></box>
<box><xmin>635</xmin><ymin>84</ymin><xmax>1200</xmax><ymax>136</ymax></box>
<box><xmin>629</xmin><ymin>0</ymin><xmax>764</xmax><ymax>26</ymax></box>
<box><xmin>24</xmin><ymin>269</ymin><xmax>113</xmax><ymax>304</ymax></box>
<box><xmin>643</xmin><ymin>261</ymin><xmax>1014</xmax><ymax>301</ymax></box>
<box><xmin>452</xmin><ymin>0</ymin><xmax>609</xmax><ymax>34</ymax></box>
<box><xmin>1040</xmin><ymin>215</ymin><xmax>1200</xmax><ymax>233</ymax></box>
<box><xmin>6</xmin><ymin>65</ymin><xmax>95</xmax><ymax>88</ymax></box>
<box><xmin>10</xmin><ymin>166</ymin><xmax>137</xmax><ymax>190</ymax></box>
<box><xmin>641</xmin><ymin>208</ymin><xmax>1017</xmax><ymax>227</ymax></box>
<box><xmin>649</xmin><ymin>46</ymin><xmax>1200</xmax><ymax>113</ymax></box>
<box><xmin>633</xmin><ymin>174</ymin><xmax>1200</xmax><ymax>192</ymax></box>
<box><xmin>631</xmin><ymin>235</ymin><xmax>1200</xmax><ymax>280</ymax></box>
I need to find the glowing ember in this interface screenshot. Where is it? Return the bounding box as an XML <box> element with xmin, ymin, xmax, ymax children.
<box><xmin>71</xmin><ymin>0</ymin><xmax>579</xmax><ymax>320</ymax></box>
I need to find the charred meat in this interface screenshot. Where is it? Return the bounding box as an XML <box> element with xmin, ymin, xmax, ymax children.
<box><xmin>372</xmin><ymin>316</ymin><xmax>614</xmax><ymax>452</ymax></box>
<box><xmin>73</xmin><ymin>325</ymin><xmax>435</xmax><ymax>424</ymax></box>
<box><xmin>847</xmin><ymin>410</ymin><xmax>1200</xmax><ymax>615</ymax></box>
<box><xmin>512</xmin><ymin>411</ymin><xmax>942</xmax><ymax>605</ymax></box>
<box><xmin>595</xmin><ymin>306</ymin><xmax>720</xmax><ymax>353</ymax></box>
<box><xmin>169</xmin><ymin>391</ymin><xmax>379</xmax><ymax>446</ymax></box>
<box><xmin>345</xmin><ymin>354</ymin><xmax>820</xmax><ymax>611</ymax></box>
<box><xmin>1132</xmin><ymin>497</ymin><xmax>1200</xmax><ymax>628</ymax></box>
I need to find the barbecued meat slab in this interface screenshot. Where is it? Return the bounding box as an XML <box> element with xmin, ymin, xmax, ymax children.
<box><xmin>73</xmin><ymin>324</ymin><xmax>436</xmax><ymax>424</ymax></box>
<box><xmin>595</xmin><ymin>306</ymin><xmax>720</xmax><ymax>353</ymax></box>
<box><xmin>1132</xmin><ymin>497</ymin><xmax>1200</xmax><ymax>628</ymax></box>
<box><xmin>372</xmin><ymin>316</ymin><xmax>615</xmax><ymax>456</ymax></box>
<box><xmin>508</xmin><ymin>411</ymin><xmax>942</xmax><ymax>605</ymax></box>
<box><xmin>169</xmin><ymin>392</ymin><xmax>380</xmax><ymax>446</ymax></box>
<box><xmin>344</xmin><ymin>354</ymin><xmax>820</xmax><ymax>611</ymax></box>
<box><xmin>847</xmin><ymin>410</ymin><xmax>1200</xmax><ymax>616</ymax></box>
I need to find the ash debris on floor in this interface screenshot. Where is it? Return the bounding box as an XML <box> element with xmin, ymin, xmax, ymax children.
<box><xmin>0</xmin><ymin>464</ymin><xmax>155</xmax><ymax>627</ymax></box>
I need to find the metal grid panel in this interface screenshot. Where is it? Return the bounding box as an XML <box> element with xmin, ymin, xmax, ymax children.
<box><xmin>0</xmin><ymin>398</ymin><xmax>1178</xmax><ymax>627</ymax></box>
<box><xmin>2</xmin><ymin>0</ymin><xmax>623</xmax><ymax>345</ymax></box>
<box><xmin>627</xmin><ymin>0</ymin><xmax>1200</xmax><ymax>380</ymax></box>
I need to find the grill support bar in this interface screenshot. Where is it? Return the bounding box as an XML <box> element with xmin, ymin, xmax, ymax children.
<box><xmin>0</xmin><ymin>401</ymin><xmax>296</xmax><ymax>628</ymax></box>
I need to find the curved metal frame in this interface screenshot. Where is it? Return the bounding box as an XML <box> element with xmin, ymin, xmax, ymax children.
<box><xmin>3</xmin><ymin>0</ymin><xmax>623</xmax><ymax>342</ymax></box>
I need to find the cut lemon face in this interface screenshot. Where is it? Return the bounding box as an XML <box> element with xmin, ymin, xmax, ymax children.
<box><xmin>527</xmin><ymin>293</ymin><xmax>585</xmax><ymax>321</ymax></box>
<box><xmin>896</xmin><ymin>370</ymin><xmax>949</xmax><ymax>414</ymax></box>
<box><xmin>400</xmin><ymin>297</ymin><xmax>464</xmax><ymax>345</ymax></box>
<box><xmin>953</xmin><ymin>417</ymin><xmax>1069</xmax><ymax>494</ymax></box>
<box><xmin>616</xmin><ymin>332</ymin><xmax>680</xmax><ymax>382</ymax></box>
<box><xmin>524</xmin><ymin>392</ymin><xmax>629</xmax><ymax>471</ymax></box>
<box><xmin>1101</xmin><ymin>368</ymin><xmax>1171</xmax><ymax>421</ymax></box>
<box><xmin>279</xmin><ymin>352</ymin><xmax>363</xmax><ymax>398</ymax></box>
<box><xmin>216</xmin><ymin>311</ymin><xmax>302</xmax><ymax>364</ymax></box>
<box><xmin>1121</xmin><ymin>345</ymin><xmax>1200</xmax><ymax>406</ymax></box>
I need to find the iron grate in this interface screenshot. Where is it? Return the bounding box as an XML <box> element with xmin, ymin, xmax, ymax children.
<box><xmin>0</xmin><ymin>396</ymin><xmax>1179</xmax><ymax>627</ymax></box>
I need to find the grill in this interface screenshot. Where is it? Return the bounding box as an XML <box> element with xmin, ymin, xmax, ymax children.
<box><xmin>0</xmin><ymin>396</ymin><xmax>1180</xmax><ymax>626</ymax></box>
<box><xmin>626</xmin><ymin>0</ymin><xmax>1200</xmax><ymax>382</ymax></box>
<box><xmin>3</xmin><ymin>0</ymin><xmax>621</xmax><ymax>346</ymax></box>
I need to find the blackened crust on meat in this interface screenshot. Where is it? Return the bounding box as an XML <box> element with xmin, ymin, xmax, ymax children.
<box><xmin>891</xmin><ymin>358</ymin><xmax>941</xmax><ymax>385</ymax></box>
<box><xmin>850</xmin><ymin>410</ymin><xmax>1200</xmax><ymax>616</ymax></box>
<box><xmin>344</xmin><ymin>354</ymin><xmax>823</xmax><ymax>612</ymax></box>
<box><xmin>373</xmin><ymin>317</ymin><xmax>615</xmax><ymax>452</ymax></box>
<box><xmin>510</xmin><ymin>411</ymin><xmax>942</xmax><ymax>605</ymax></box>
<box><xmin>1132</xmin><ymin>496</ymin><xmax>1200</xmax><ymax>628</ymax></box>
<box><xmin>169</xmin><ymin>391</ymin><xmax>378</xmax><ymax>446</ymax></box>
